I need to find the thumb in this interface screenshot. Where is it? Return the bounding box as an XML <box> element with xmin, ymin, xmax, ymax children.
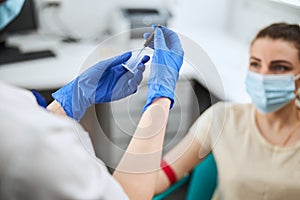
<box><xmin>154</xmin><ymin>28</ymin><xmax>167</xmax><ymax>50</ymax></box>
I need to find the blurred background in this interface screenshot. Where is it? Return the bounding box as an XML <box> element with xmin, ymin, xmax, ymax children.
<box><xmin>0</xmin><ymin>0</ymin><xmax>299</xmax><ymax>198</ymax></box>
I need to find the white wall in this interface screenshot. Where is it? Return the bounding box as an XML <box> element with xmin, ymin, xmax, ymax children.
<box><xmin>170</xmin><ymin>0</ymin><xmax>232</xmax><ymax>31</ymax></box>
<box><xmin>35</xmin><ymin>0</ymin><xmax>117</xmax><ymax>39</ymax></box>
<box><xmin>228</xmin><ymin>0</ymin><xmax>300</xmax><ymax>43</ymax></box>
<box><xmin>170</xmin><ymin>0</ymin><xmax>300</xmax><ymax>43</ymax></box>
<box><xmin>35</xmin><ymin>0</ymin><xmax>168</xmax><ymax>39</ymax></box>
<box><xmin>34</xmin><ymin>0</ymin><xmax>299</xmax><ymax>41</ymax></box>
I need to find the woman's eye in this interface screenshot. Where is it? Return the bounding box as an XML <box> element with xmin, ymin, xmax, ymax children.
<box><xmin>271</xmin><ymin>65</ymin><xmax>291</xmax><ymax>72</ymax></box>
<box><xmin>250</xmin><ymin>62</ymin><xmax>259</xmax><ymax>68</ymax></box>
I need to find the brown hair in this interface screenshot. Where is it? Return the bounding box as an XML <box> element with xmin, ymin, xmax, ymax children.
<box><xmin>252</xmin><ymin>23</ymin><xmax>300</xmax><ymax>60</ymax></box>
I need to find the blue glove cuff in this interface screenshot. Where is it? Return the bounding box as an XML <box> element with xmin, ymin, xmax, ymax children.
<box><xmin>52</xmin><ymin>82</ymin><xmax>75</xmax><ymax>119</ymax></box>
<box><xmin>143</xmin><ymin>84</ymin><xmax>175</xmax><ymax>112</ymax></box>
<box><xmin>143</xmin><ymin>64</ymin><xmax>179</xmax><ymax>112</ymax></box>
<box><xmin>52</xmin><ymin>78</ymin><xmax>96</xmax><ymax>121</ymax></box>
<box><xmin>32</xmin><ymin>90</ymin><xmax>47</xmax><ymax>108</ymax></box>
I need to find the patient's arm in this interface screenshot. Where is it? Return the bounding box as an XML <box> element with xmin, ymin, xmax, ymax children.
<box><xmin>47</xmin><ymin>100</ymin><xmax>67</xmax><ymax>117</ymax></box>
<box><xmin>155</xmin><ymin>133</ymin><xmax>205</xmax><ymax>194</ymax></box>
<box><xmin>113</xmin><ymin>98</ymin><xmax>171</xmax><ymax>200</ymax></box>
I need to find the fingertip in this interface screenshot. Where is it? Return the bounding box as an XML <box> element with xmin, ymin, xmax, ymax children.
<box><xmin>124</xmin><ymin>51</ymin><xmax>132</xmax><ymax>60</ymax></box>
<box><xmin>143</xmin><ymin>32</ymin><xmax>151</xmax><ymax>39</ymax></box>
<box><xmin>156</xmin><ymin>27</ymin><xmax>163</xmax><ymax>33</ymax></box>
<box><xmin>152</xmin><ymin>24</ymin><xmax>164</xmax><ymax>29</ymax></box>
<box><xmin>152</xmin><ymin>24</ymin><xmax>157</xmax><ymax>29</ymax></box>
<box><xmin>154</xmin><ymin>28</ymin><xmax>164</xmax><ymax>42</ymax></box>
<box><xmin>155</xmin><ymin>28</ymin><xmax>164</xmax><ymax>38</ymax></box>
<box><xmin>107</xmin><ymin>51</ymin><xmax>132</xmax><ymax>67</ymax></box>
<box><xmin>159</xmin><ymin>25</ymin><xmax>167</xmax><ymax>31</ymax></box>
<box><xmin>141</xmin><ymin>55</ymin><xmax>150</xmax><ymax>64</ymax></box>
<box><xmin>118</xmin><ymin>51</ymin><xmax>132</xmax><ymax>63</ymax></box>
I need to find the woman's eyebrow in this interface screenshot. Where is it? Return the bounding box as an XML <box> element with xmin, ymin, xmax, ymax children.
<box><xmin>250</xmin><ymin>56</ymin><xmax>261</xmax><ymax>61</ymax></box>
<box><xmin>270</xmin><ymin>60</ymin><xmax>293</xmax><ymax>65</ymax></box>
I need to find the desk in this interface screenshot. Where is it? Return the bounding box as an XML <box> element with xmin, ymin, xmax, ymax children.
<box><xmin>0</xmin><ymin>33</ymin><xmax>97</xmax><ymax>90</ymax></box>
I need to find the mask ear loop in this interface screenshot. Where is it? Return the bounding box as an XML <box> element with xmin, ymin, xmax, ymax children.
<box><xmin>294</xmin><ymin>74</ymin><xmax>300</xmax><ymax>109</ymax></box>
<box><xmin>295</xmin><ymin>89</ymin><xmax>300</xmax><ymax>109</ymax></box>
<box><xmin>294</xmin><ymin>73</ymin><xmax>300</xmax><ymax>80</ymax></box>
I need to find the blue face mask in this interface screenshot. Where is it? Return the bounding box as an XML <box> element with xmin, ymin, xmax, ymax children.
<box><xmin>0</xmin><ymin>0</ymin><xmax>25</xmax><ymax>30</ymax></box>
<box><xmin>245</xmin><ymin>71</ymin><xmax>300</xmax><ymax>113</ymax></box>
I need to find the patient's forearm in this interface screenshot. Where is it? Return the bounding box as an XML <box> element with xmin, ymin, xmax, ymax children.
<box><xmin>113</xmin><ymin>98</ymin><xmax>171</xmax><ymax>200</ymax></box>
<box><xmin>47</xmin><ymin>100</ymin><xmax>67</xmax><ymax>117</ymax></box>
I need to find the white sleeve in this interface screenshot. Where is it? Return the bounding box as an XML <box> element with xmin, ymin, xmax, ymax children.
<box><xmin>0</xmin><ymin>82</ymin><xmax>129</xmax><ymax>200</ymax></box>
<box><xmin>4</xmin><ymin>121</ymin><xmax>129</xmax><ymax>200</ymax></box>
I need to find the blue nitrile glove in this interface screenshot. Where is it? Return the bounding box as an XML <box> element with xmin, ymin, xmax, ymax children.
<box><xmin>32</xmin><ymin>90</ymin><xmax>47</xmax><ymax>108</ymax></box>
<box><xmin>143</xmin><ymin>26</ymin><xmax>184</xmax><ymax>111</ymax></box>
<box><xmin>52</xmin><ymin>52</ymin><xmax>150</xmax><ymax>121</ymax></box>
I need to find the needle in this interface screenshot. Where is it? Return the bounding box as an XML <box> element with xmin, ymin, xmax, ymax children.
<box><xmin>144</xmin><ymin>24</ymin><xmax>161</xmax><ymax>47</ymax></box>
<box><xmin>122</xmin><ymin>25</ymin><xmax>161</xmax><ymax>73</ymax></box>
<box><xmin>134</xmin><ymin>24</ymin><xmax>161</xmax><ymax>63</ymax></box>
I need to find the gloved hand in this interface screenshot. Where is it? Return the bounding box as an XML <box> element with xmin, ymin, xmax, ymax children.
<box><xmin>143</xmin><ymin>26</ymin><xmax>184</xmax><ymax>111</ymax></box>
<box><xmin>52</xmin><ymin>52</ymin><xmax>150</xmax><ymax>121</ymax></box>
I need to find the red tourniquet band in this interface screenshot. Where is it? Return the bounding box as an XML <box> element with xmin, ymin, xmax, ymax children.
<box><xmin>161</xmin><ymin>160</ymin><xmax>177</xmax><ymax>185</ymax></box>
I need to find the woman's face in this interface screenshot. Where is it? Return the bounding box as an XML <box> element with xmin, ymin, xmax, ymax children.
<box><xmin>249</xmin><ymin>38</ymin><xmax>300</xmax><ymax>75</ymax></box>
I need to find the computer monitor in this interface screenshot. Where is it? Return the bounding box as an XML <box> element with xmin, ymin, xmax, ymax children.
<box><xmin>0</xmin><ymin>0</ymin><xmax>55</xmax><ymax>65</ymax></box>
<box><xmin>0</xmin><ymin>0</ymin><xmax>38</xmax><ymax>43</ymax></box>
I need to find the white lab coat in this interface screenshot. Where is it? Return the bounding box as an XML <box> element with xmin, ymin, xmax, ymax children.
<box><xmin>0</xmin><ymin>81</ymin><xmax>129</xmax><ymax>200</ymax></box>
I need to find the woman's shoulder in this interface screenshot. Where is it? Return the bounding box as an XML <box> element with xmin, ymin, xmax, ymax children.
<box><xmin>189</xmin><ymin>101</ymin><xmax>253</xmax><ymax>136</ymax></box>
<box><xmin>210</xmin><ymin>101</ymin><xmax>253</xmax><ymax>116</ymax></box>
